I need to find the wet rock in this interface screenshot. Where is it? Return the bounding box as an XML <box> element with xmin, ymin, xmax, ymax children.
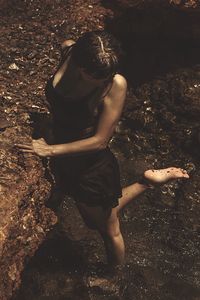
<box><xmin>0</xmin><ymin>135</ymin><xmax>57</xmax><ymax>300</ymax></box>
<box><xmin>0</xmin><ymin>1</ymin><xmax>59</xmax><ymax>296</ymax></box>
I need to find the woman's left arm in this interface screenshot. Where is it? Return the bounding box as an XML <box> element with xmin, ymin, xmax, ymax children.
<box><xmin>17</xmin><ymin>75</ymin><xmax>127</xmax><ymax>157</ymax></box>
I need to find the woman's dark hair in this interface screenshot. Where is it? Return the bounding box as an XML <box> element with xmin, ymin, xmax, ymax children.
<box><xmin>71</xmin><ymin>31</ymin><xmax>122</xmax><ymax>80</ymax></box>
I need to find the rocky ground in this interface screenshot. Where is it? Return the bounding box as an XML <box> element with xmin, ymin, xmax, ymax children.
<box><xmin>0</xmin><ymin>0</ymin><xmax>200</xmax><ymax>299</ymax></box>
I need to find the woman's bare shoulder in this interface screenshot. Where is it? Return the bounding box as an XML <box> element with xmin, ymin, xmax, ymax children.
<box><xmin>109</xmin><ymin>74</ymin><xmax>127</xmax><ymax>96</ymax></box>
<box><xmin>61</xmin><ymin>39</ymin><xmax>76</xmax><ymax>49</ymax></box>
<box><xmin>104</xmin><ymin>74</ymin><xmax>127</xmax><ymax>108</ymax></box>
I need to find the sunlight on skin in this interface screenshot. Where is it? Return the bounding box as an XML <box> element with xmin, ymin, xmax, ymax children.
<box><xmin>144</xmin><ymin>167</ymin><xmax>189</xmax><ymax>184</ymax></box>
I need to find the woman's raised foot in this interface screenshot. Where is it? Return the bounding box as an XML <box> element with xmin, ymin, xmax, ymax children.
<box><xmin>144</xmin><ymin>167</ymin><xmax>189</xmax><ymax>185</ymax></box>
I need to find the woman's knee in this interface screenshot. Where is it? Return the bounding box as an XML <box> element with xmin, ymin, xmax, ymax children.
<box><xmin>108</xmin><ymin>223</ymin><xmax>121</xmax><ymax>239</ymax></box>
<box><xmin>100</xmin><ymin>215</ymin><xmax>121</xmax><ymax>239</ymax></box>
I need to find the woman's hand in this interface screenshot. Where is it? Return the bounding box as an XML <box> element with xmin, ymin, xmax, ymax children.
<box><xmin>16</xmin><ymin>138</ymin><xmax>52</xmax><ymax>157</ymax></box>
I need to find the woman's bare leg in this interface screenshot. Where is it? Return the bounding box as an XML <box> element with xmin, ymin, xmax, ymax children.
<box><xmin>117</xmin><ymin>167</ymin><xmax>189</xmax><ymax>213</ymax></box>
<box><xmin>117</xmin><ymin>183</ymin><xmax>147</xmax><ymax>213</ymax></box>
<box><xmin>76</xmin><ymin>203</ymin><xmax>125</xmax><ymax>266</ymax></box>
<box><xmin>76</xmin><ymin>167</ymin><xmax>189</xmax><ymax>268</ymax></box>
<box><xmin>100</xmin><ymin>207</ymin><xmax>125</xmax><ymax>266</ymax></box>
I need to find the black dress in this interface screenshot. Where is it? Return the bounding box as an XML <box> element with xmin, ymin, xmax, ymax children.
<box><xmin>45</xmin><ymin>46</ymin><xmax>122</xmax><ymax>209</ymax></box>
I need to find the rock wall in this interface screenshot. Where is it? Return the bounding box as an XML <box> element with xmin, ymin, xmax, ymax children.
<box><xmin>0</xmin><ymin>2</ymin><xmax>59</xmax><ymax>298</ymax></box>
<box><xmin>0</xmin><ymin>112</ymin><xmax>57</xmax><ymax>300</ymax></box>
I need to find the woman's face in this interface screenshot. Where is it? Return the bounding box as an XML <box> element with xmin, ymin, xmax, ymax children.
<box><xmin>79</xmin><ymin>68</ymin><xmax>111</xmax><ymax>86</ymax></box>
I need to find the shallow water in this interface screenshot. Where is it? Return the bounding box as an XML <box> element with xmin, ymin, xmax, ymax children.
<box><xmin>13</xmin><ymin>125</ymin><xmax>200</xmax><ymax>299</ymax></box>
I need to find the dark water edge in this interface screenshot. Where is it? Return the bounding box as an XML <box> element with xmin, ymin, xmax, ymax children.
<box><xmin>1</xmin><ymin>0</ymin><xmax>200</xmax><ymax>299</ymax></box>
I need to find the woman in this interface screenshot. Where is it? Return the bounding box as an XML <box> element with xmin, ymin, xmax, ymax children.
<box><xmin>17</xmin><ymin>31</ymin><xmax>189</xmax><ymax>269</ymax></box>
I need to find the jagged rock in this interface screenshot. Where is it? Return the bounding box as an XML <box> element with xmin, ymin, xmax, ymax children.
<box><xmin>0</xmin><ymin>124</ymin><xmax>57</xmax><ymax>300</ymax></box>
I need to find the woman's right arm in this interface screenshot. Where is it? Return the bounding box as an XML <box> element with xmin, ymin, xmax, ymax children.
<box><xmin>16</xmin><ymin>75</ymin><xmax>127</xmax><ymax>157</ymax></box>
